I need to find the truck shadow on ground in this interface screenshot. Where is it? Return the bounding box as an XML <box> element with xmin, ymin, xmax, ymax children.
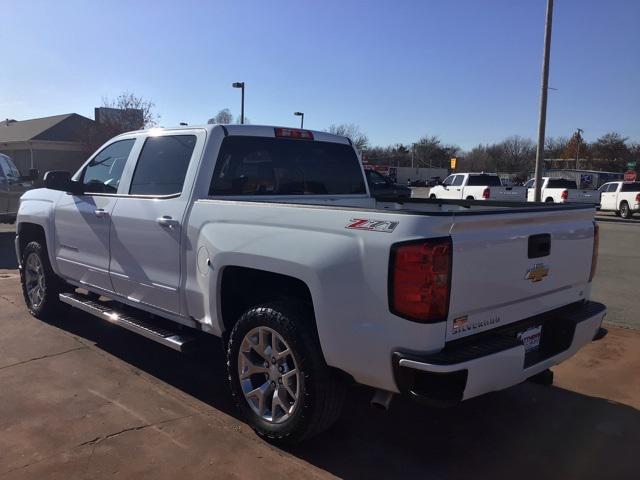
<box><xmin>41</xmin><ymin>306</ymin><xmax>640</xmax><ymax>480</ymax></box>
<box><xmin>0</xmin><ymin>232</ymin><xmax>18</xmax><ymax>269</ymax></box>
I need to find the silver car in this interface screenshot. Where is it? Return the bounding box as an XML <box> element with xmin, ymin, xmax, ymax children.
<box><xmin>0</xmin><ymin>154</ymin><xmax>37</xmax><ymax>223</ymax></box>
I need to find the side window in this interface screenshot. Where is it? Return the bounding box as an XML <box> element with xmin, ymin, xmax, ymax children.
<box><xmin>81</xmin><ymin>139</ymin><xmax>135</xmax><ymax>193</ymax></box>
<box><xmin>610</xmin><ymin>183</ymin><xmax>620</xmax><ymax>192</ymax></box>
<box><xmin>442</xmin><ymin>175</ymin><xmax>454</xmax><ymax>186</ymax></box>
<box><xmin>451</xmin><ymin>175</ymin><xmax>464</xmax><ymax>186</ymax></box>
<box><xmin>129</xmin><ymin>135</ymin><xmax>197</xmax><ymax>196</ymax></box>
<box><xmin>598</xmin><ymin>183</ymin><xmax>609</xmax><ymax>192</ymax></box>
<box><xmin>524</xmin><ymin>179</ymin><xmax>534</xmax><ymax>188</ymax></box>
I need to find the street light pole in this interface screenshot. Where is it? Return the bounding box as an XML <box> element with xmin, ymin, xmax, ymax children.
<box><xmin>294</xmin><ymin>112</ymin><xmax>304</xmax><ymax>128</ymax></box>
<box><xmin>232</xmin><ymin>82</ymin><xmax>245</xmax><ymax>124</ymax></box>
<box><xmin>533</xmin><ymin>0</ymin><xmax>554</xmax><ymax>202</ymax></box>
<box><xmin>575</xmin><ymin>128</ymin><xmax>583</xmax><ymax>169</ymax></box>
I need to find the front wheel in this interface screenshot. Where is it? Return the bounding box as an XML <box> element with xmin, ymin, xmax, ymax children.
<box><xmin>226</xmin><ymin>300</ymin><xmax>346</xmax><ymax>444</ymax></box>
<box><xmin>620</xmin><ymin>201</ymin><xmax>631</xmax><ymax>219</ymax></box>
<box><xmin>20</xmin><ymin>241</ymin><xmax>68</xmax><ymax>319</ymax></box>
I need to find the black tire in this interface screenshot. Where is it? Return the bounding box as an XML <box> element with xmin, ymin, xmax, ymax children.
<box><xmin>545</xmin><ymin>197</ymin><xmax>554</xmax><ymax>203</ymax></box>
<box><xmin>20</xmin><ymin>241</ymin><xmax>69</xmax><ymax>319</ymax></box>
<box><xmin>226</xmin><ymin>300</ymin><xmax>346</xmax><ymax>444</ymax></box>
<box><xmin>620</xmin><ymin>201</ymin><xmax>631</xmax><ymax>219</ymax></box>
<box><xmin>614</xmin><ymin>210</ymin><xmax>621</xmax><ymax>217</ymax></box>
<box><xmin>466</xmin><ymin>196</ymin><xmax>474</xmax><ymax>200</ymax></box>
<box><xmin>429</xmin><ymin>194</ymin><xmax>437</xmax><ymax>199</ymax></box>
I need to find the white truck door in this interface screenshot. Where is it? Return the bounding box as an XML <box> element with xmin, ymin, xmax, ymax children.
<box><xmin>448</xmin><ymin>174</ymin><xmax>465</xmax><ymax>199</ymax></box>
<box><xmin>598</xmin><ymin>183</ymin><xmax>614</xmax><ymax>210</ymax></box>
<box><xmin>108</xmin><ymin>133</ymin><xmax>202</xmax><ymax>315</ymax></box>
<box><xmin>54</xmin><ymin>139</ymin><xmax>136</xmax><ymax>291</ymax></box>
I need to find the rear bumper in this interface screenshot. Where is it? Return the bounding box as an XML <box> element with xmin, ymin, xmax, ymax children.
<box><xmin>392</xmin><ymin>301</ymin><xmax>606</xmax><ymax>406</ymax></box>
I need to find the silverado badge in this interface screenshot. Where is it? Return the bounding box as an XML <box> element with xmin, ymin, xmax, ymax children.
<box><xmin>526</xmin><ymin>263</ymin><xmax>549</xmax><ymax>283</ymax></box>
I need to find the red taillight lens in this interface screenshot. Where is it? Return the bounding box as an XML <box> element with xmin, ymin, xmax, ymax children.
<box><xmin>274</xmin><ymin>127</ymin><xmax>314</xmax><ymax>140</ymax></box>
<box><xmin>482</xmin><ymin>187</ymin><xmax>490</xmax><ymax>199</ymax></box>
<box><xmin>389</xmin><ymin>237</ymin><xmax>452</xmax><ymax>322</ymax></box>
<box><xmin>635</xmin><ymin>193</ymin><xmax>640</xmax><ymax>203</ymax></box>
<box><xmin>589</xmin><ymin>222</ymin><xmax>599</xmax><ymax>282</ymax></box>
<box><xmin>561</xmin><ymin>189</ymin><xmax>569</xmax><ymax>201</ymax></box>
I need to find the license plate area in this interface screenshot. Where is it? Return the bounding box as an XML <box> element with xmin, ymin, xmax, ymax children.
<box><xmin>518</xmin><ymin>325</ymin><xmax>542</xmax><ymax>353</ymax></box>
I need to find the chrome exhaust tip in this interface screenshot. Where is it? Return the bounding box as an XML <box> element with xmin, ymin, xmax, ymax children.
<box><xmin>370</xmin><ymin>389</ymin><xmax>394</xmax><ymax>411</ymax></box>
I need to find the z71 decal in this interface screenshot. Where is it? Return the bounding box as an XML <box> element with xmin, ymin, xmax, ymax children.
<box><xmin>346</xmin><ymin>218</ymin><xmax>399</xmax><ymax>233</ymax></box>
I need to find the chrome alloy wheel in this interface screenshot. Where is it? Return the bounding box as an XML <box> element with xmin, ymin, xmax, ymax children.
<box><xmin>24</xmin><ymin>252</ymin><xmax>45</xmax><ymax>309</ymax></box>
<box><xmin>238</xmin><ymin>326</ymin><xmax>300</xmax><ymax>423</ymax></box>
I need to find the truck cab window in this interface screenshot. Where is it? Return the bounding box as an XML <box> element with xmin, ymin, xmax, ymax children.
<box><xmin>442</xmin><ymin>175</ymin><xmax>454</xmax><ymax>186</ymax></box>
<box><xmin>129</xmin><ymin>135</ymin><xmax>197</xmax><ymax>196</ymax></box>
<box><xmin>451</xmin><ymin>175</ymin><xmax>464</xmax><ymax>186</ymax></box>
<box><xmin>209</xmin><ymin>136</ymin><xmax>366</xmax><ymax>196</ymax></box>
<box><xmin>81</xmin><ymin>139</ymin><xmax>135</xmax><ymax>193</ymax></box>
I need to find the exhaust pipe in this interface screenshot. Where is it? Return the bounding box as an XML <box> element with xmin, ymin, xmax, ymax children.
<box><xmin>370</xmin><ymin>389</ymin><xmax>394</xmax><ymax>411</ymax></box>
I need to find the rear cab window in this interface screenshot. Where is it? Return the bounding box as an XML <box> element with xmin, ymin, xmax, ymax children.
<box><xmin>620</xmin><ymin>182</ymin><xmax>640</xmax><ymax>192</ymax></box>
<box><xmin>467</xmin><ymin>174</ymin><xmax>502</xmax><ymax>186</ymax></box>
<box><xmin>547</xmin><ymin>178</ymin><xmax>577</xmax><ymax>189</ymax></box>
<box><xmin>209</xmin><ymin>136</ymin><xmax>366</xmax><ymax>196</ymax></box>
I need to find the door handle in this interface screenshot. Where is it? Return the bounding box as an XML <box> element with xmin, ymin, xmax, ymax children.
<box><xmin>156</xmin><ymin>216</ymin><xmax>179</xmax><ymax>228</ymax></box>
<box><xmin>94</xmin><ymin>209</ymin><xmax>109</xmax><ymax>218</ymax></box>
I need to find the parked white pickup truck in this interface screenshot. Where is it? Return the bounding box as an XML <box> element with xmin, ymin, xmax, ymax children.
<box><xmin>525</xmin><ymin>177</ymin><xmax>601</xmax><ymax>204</ymax></box>
<box><xmin>15</xmin><ymin>125</ymin><xmax>606</xmax><ymax>444</ymax></box>
<box><xmin>598</xmin><ymin>181</ymin><xmax>640</xmax><ymax>219</ymax></box>
<box><xmin>429</xmin><ymin>173</ymin><xmax>527</xmax><ymax>201</ymax></box>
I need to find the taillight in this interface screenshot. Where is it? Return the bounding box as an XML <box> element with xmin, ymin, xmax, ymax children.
<box><xmin>589</xmin><ymin>222</ymin><xmax>599</xmax><ymax>282</ymax></box>
<box><xmin>482</xmin><ymin>187</ymin><xmax>490</xmax><ymax>199</ymax></box>
<box><xmin>274</xmin><ymin>127</ymin><xmax>314</xmax><ymax>140</ymax></box>
<box><xmin>561</xmin><ymin>189</ymin><xmax>569</xmax><ymax>201</ymax></box>
<box><xmin>635</xmin><ymin>193</ymin><xmax>640</xmax><ymax>203</ymax></box>
<box><xmin>389</xmin><ymin>237</ymin><xmax>452</xmax><ymax>323</ymax></box>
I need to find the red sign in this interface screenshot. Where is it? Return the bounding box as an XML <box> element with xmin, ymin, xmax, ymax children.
<box><xmin>624</xmin><ymin>170</ymin><xmax>637</xmax><ymax>182</ymax></box>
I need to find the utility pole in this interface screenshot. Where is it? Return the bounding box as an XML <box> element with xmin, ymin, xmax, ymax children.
<box><xmin>575</xmin><ymin>128</ymin><xmax>583</xmax><ymax>170</ymax></box>
<box><xmin>533</xmin><ymin>0</ymin><xmax>554</xmax><ymax>202</ymax></box>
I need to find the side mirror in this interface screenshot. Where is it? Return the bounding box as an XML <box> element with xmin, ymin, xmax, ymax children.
<box><xmin>43</xmin><ymin>171</ymin><xmax>83</xmax><ymax>195</ymax></box>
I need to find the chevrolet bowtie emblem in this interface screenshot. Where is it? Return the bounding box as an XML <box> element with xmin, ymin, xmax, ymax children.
<box><xmin>526</xmin><ymin>263</ymin><xmax>549</xmax><ymax>282</ymax></box>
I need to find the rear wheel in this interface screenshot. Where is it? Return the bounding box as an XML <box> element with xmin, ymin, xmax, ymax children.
<box><xmin>545</xmin><ymin>197</ymin><xmax>554</xmax><ymax>203</ymax></box>
<box><xmin>20</xmin><ymin>241</ymin><xmax>68</xmax><ymax>319</ymax></box>
<box><xmin>429</xmin><ymin>194</ymin><xmax>437</xmax><ymax>199</ymax></box>
<box><xmin>227</xmin><ymin>300</ymin><xmax>346</xmax><ymax>444</ymax></box>
<box><xmin>466</xmin><ymin>196</ymin><xmax>474</xmax><ymax>200</ymax></box>
<box><xmin>620</xmin><ymin>201</ymin><xmax>631</xmax><ymax>219</ymax></box>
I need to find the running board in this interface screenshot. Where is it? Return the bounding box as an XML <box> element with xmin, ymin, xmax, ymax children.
<box><xmin>59</xmin><ymin>292</ymin><xmax>196</xmax><ymax>352</ymax></box>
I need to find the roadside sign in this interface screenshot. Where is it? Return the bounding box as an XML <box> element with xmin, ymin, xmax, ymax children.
<box><xmin>624</xmin><ymin>170</ymin><xmax>637</xmax><ymax>182</ymax></box>
<box><xmin>450</xmin><ymin>157</ymin><xmax>457</xmax><ymax>170</ymax></box>
<box><xmin>627</xmin><ymin>162</ymin><xmax>636</xmax><ymax>169</ymax></box>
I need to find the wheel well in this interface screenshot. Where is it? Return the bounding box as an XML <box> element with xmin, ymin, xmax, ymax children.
<box><xmin>545</xmin><ymin>197</ymin><xmax>554</xmax><ymax>203</ymax></box>
<box><xmin>466</xmin><ymin>196</ymin><xmax>474</xmax><ymax>200</ymax></box>
<box><xmin>17</xmin><ymin>223</ymin><xmax>47</xmax><ymax>259</ymax></box>
<box><xmin>620</xmin><ymin>200</ymin><xmax>628</xmax><ymax>208</ymax></box>
<box><xmin>220</xmin><ymin>266</ymin><xmax>314</xmax><ymax>334</ymax></box>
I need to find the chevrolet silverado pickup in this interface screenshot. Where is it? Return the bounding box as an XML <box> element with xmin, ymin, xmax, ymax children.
<box><xmin>15</xmin><ymin>125</ymin><xmax>606</xmax><ymax>444</ymax></box>
<box><xmin>525</xmin><ymin>177</ymin><xmax>601</xmax><ymax>204</ymax></box>
<box><xmin>598</xmin><ymin>181</ymin><xmax>640</xmax><ymax>219</ymax></box>
<box><xmin>429</xmin><ymin>172</ymin><xmax>527</xmax><ymax>201</ymax></box>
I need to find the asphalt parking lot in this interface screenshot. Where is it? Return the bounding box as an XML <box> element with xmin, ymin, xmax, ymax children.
<box><xmin>1</xmin><ymin>220</ymin><xmax>639</xmax><ymax>479</ymax></box>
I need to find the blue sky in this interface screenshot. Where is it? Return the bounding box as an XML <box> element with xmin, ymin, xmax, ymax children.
<box><xmin>1</xmin><ymin>0</ymin><xmax>638</xmax><ymax>149</ymax></box>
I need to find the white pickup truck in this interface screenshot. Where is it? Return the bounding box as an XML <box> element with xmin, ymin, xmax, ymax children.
<box><xmin>597</xmin><ymin>181</ymin><xmax>640</xmax><ymax>219</ymax></box>
<box><xmin>15</xmin><ymin>125</ymin><xmax>606</xmax><ymax>444</ymax></box>
<box><xmin>525</xmin><ymin>177</ymin><xmax>601</xmax><ymax>204</ymax></box>
<box><xmin>428</xmin><ymin>173</ymin><xmax>527</xmax><ymax>201</ymax></box>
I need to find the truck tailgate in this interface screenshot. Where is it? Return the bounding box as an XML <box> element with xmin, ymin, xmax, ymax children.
<box><xmin>490</xmin><ymin>187</ymin><xmax>527</xmax><ymax>201</ymax></box>
<box><xmin>446</xmin><ymin>207</ymin><xmax>596</xmax><ymax>341</ymax></box>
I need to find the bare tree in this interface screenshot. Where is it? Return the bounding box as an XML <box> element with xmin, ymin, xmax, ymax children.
<box><xmin>545</xmin><ymin>136</ymin><xmax>569</xmax><ymax>158</ymax></box>
<box><xmin>326</xmin><ymin>124</ymin><xmax>369</xmax><ymax>151</ymax></box>
<box><xmin>101</xmin><ymin>91</ymin><xmax>159</xmax><ymax>130</ymax></box>
<box><xmin>591</xmin><ymin>132</ymin><xmax>630</xmax><ymax>171</ymax></box>
<box><xmin>413</xmin><ymin>135</ymin><xmax>459</xmax><ymax>169</ymax></box>
<box><xmin>208</xmin><ymin>108</ymin><xmax>233</xmax><ymax>124</ymax></box>
<box><xmin>496</xmin><ymin>136</ymin><xmax>535</xmax><ymax>174</ymax></box>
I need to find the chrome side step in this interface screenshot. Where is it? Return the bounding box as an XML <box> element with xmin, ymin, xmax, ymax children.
<box><xmin>59</xmin><ymin>292</ymin><xmax>197</xmax><ymax>352</ymax></box>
